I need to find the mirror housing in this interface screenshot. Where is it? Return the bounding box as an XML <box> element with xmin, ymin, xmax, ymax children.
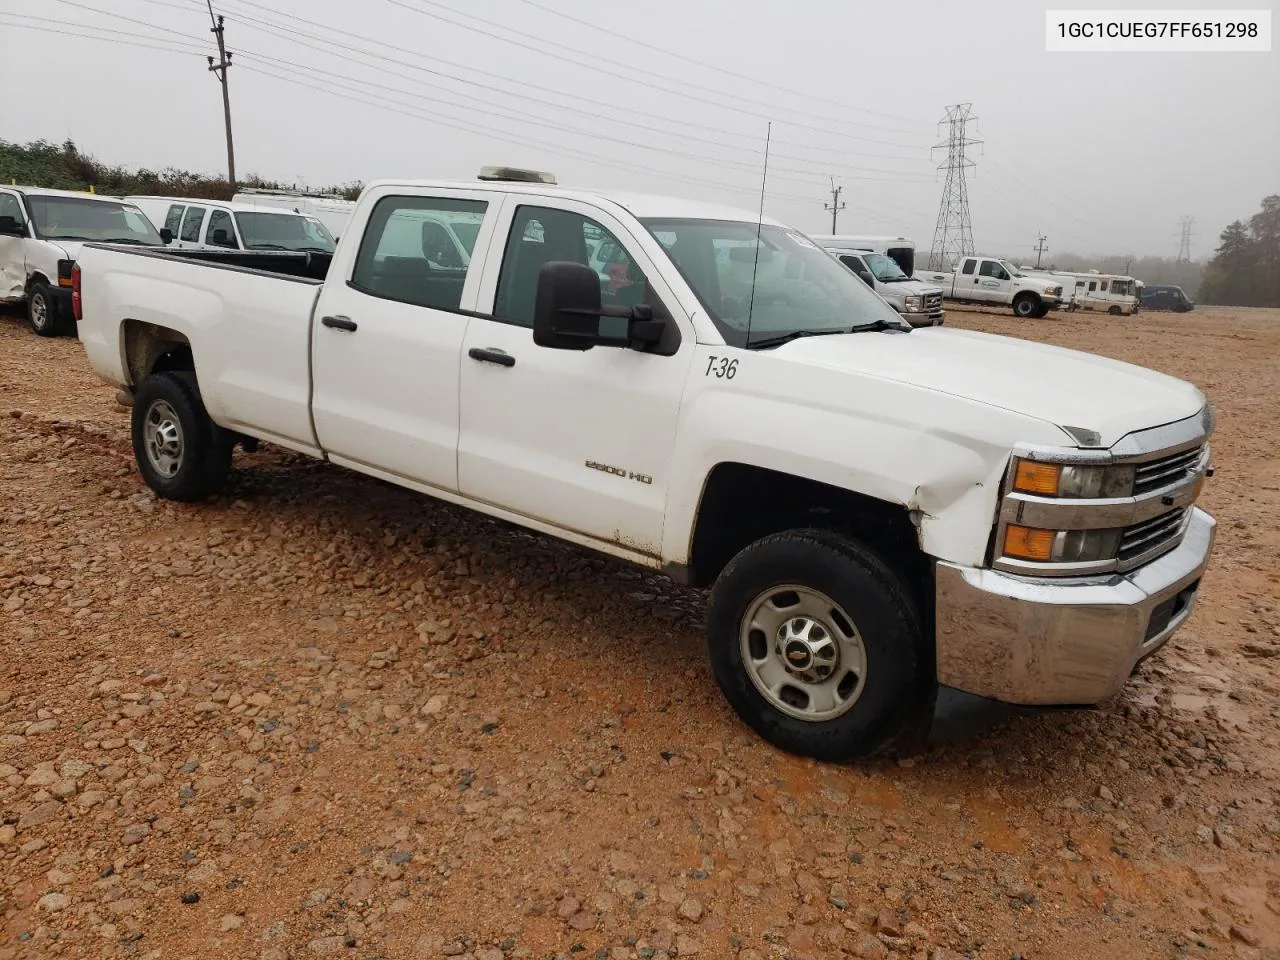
<box><xmin>533</xmin><ymin>261</ymin><xmax>664</xmax><ymax>351</ymax></box>
<box><xmin>159</xmin><ymin>227</ymin><xmax>174</xmax><ymax>244</ymax></box>
<box><xmin>0</xmin><ymin>215</ymin><xmax>25</xmax><ymax>237</ymax></box>
<box><xmin>211</xmin><ymin>228</ymin><xmax>231</xmax><ymax>247</ymax></box>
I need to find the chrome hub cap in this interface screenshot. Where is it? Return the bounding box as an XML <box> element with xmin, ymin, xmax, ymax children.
<box><xmin>143</xmin><ymin>399</ymin><xmax>184</xmax><ymax>478</ymax></box>
<box><xmin>30</xmin><ymin>294</ymin><xmax>47</xmax><ymax>329</ymax></box>
<box><xmin>740</xmin><ymin>585</ymin><xmax>867</xmax><ymax>722</ymax></box>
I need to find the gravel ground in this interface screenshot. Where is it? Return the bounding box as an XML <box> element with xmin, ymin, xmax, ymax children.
<box><xmin>1</xmin><ymin>303</ymin><xmax>1278</xmax><ymax>960</ymax></box>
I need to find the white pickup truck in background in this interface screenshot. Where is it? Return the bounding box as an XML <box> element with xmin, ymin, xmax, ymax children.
<box><xmin>73</xmin><ymin>166</ymin><xmax>1217</xmax><ymax>761</ymax></box>
<box><xmin>916</xmin><ymin>256</ymin><xmax>1068</xmax><ymax>318</ymax></box>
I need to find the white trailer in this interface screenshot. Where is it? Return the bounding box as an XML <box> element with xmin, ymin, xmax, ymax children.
<box><xmin>1049</xmin><ymin>271</ymin><xmax>1139</xmax><ymax>316</ymax></box>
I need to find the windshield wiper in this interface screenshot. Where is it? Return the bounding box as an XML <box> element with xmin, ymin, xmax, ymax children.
<box><xmin>247</xmin><ymin>243</ymin><xmax>288</xmax><ymax>250</ymax></box>
<box><xmin>746</xmin><ymin>328</ymin><xmax>849</xmax><ymax>349</ymax></box>
<box><xmin>101</xmin><ymin>238</ymin><xmax>152</xmax><ymax>245</ymax></box>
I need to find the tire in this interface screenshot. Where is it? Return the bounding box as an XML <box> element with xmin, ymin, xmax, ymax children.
<box><xmin>706</xmin><ymin>529</ymin><xmax>930</xmax><ymax>762</ymax></box>
<box><xmin>1032</xmin><ymin>303</ymin><xmax>1051</xmax><ymax>318</ymax></box>
<box><xmin>131</xmin><ymin>371</ymin><xmax>233</xmax><ymax>502</ymax></box>
<box><xmin>27</xmin><ymin>282</ymin><xmax>65</xmax><ymax>337</ymax></box>
<box><xmin>1012</xmin><ymin>293</ymin><xmax>1040</xmax><ymax>318</ymax></box>
<box><xmin>1108</xmin><ymin>306</ymin><xmax>1122</xmax><ymax>316</ymax></box>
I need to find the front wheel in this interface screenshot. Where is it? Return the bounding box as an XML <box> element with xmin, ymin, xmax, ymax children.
<box><xmin>706</xmin><ymin>529</ymin><xmax>930</xmax><ymax>762</ymax></box>
<box><xmin>27</xmin><ymin>282</ymin><xmax>66</xmax><ymax>337</ymax></box>
<box><xmin>131</xmin><ymin>371</ymin><xmax>233</xmax><ymax>502</ymax></box>
<box><xmin>1012</xmin><ymin>293</ymin><xmax>1040</xmax><ymax>318</ymax></box>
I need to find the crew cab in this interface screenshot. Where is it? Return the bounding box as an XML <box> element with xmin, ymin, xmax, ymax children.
<box><xmin>819</xmin><ymin>243</ymin><xmax>944</xmax><ymax>327</ymax></box>
<box><xmin>126</xmin><ymin>196</ymin><xmax>337</xmax><ymax>255</ymax></box>
<box><xmin>916</xmin><ymin>256</ymin><xmax>1067</xmax><ymax>318</ymax></box>
<box><xmin>73</xmin><ymin>166</ymin><xmax>1218</xmax><ymax>762</ymax></box>
<box><xmin>0</xmin><ymin>186</ymin><xmax>165</xmax><ymax>336</ymax></box>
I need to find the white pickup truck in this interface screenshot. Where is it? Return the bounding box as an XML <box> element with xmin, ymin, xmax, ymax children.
<box><xmin>73</xmin><ymin>167</ymin><xmax>1217</xmax><ymax>762</ymax></box>
<box><xmin>916</xmin><ymin>256</ymin><xmax>1068</xmax><ymax>318</ymax></box>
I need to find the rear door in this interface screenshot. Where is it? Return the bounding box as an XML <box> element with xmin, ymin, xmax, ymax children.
<box><xmin>309</xmin><ymin>187</ymin><xmax>501</xmax><ymax>493</ymax></box>
<box><xmin>0</xmin><ymin>191</ymin><xmax>27</xmax><ymax>302</ymax></box>
<box><xmin>957</xmin><ymin>257</ymin><xmax>978</xmax><ymax>297</ymax></box>
<box><xmin>177</xmin><ymin>205</ymin><xmax>207</xmax><ymax>249</ymax></box>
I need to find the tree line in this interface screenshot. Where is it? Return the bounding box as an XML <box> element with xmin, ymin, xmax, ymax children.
<box><xmin>0</xmin><ymin>139</ymin><xmax>363</xmax><ymax>202</ymax></box>
<box><xmin>1197</xmin><ymin>196</ymin><xmax>1280</xmax><ymax>307</ymax></box>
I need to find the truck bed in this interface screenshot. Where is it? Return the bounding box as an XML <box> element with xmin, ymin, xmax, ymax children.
<box><xmin>76</xmin><ymin>242</ymin><xmax>327</xmax><ymax>455</ymax></box>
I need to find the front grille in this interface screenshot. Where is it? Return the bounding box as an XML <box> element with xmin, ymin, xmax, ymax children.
<box><xmin>924</xmin><ymin>292</ymin><xmax>943</xmax><ymax>313</ymax></box>
<box><xmin>1133</xmin><ymin>444</ymin><xmax>1205</xmax><ymax>494</ymax></box>
<box><xmin>1120</xmin><ymin>508</ymin><xmax>1187</xmax><ymax>565</ymax></box>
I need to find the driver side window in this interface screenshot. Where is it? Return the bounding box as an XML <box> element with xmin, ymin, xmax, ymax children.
<box><xmin>0</xmin><ymin>192</ymin><xmax>26</xmax><ymax>226</ymax></box>
<box><xmin>494</xmin><ymin>205</ymin><xmax>654</xmax><ymax>328</ymax></box>
<box><xmin>979</xmin><ymin>261</ymin><xmax>1009</xmax><ymax>280</ymax></box>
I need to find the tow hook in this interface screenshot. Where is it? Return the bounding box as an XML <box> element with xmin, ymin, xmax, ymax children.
<box><xmin>115</xmin><ymin>388</ymin><xmax>134</xmax><ymax>408</ymax></box>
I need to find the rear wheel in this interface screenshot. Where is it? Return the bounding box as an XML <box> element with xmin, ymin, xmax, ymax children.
<box><xmin>706</xmin><ymin>529</ymin><xmax>930</xmax><ymax>762</ymax></box>
<box><xmin>131</xmin><ymin>371</ymin><xmax>233</xmax><ymax>502</ymax></box>
<box><xmin>1012</xmin><ymin>293</ymin><xmax>1040</xmax><ymax>318</ymax></box>
<box><xmin>1108</xmin><ymin>305</ymin><xmax>1122</xmax><ymax>316</ymax></box>
<box><xmin>27</xmin><ymin>282</ymin><xmax>66</xmax><ymax>337</ymax></box>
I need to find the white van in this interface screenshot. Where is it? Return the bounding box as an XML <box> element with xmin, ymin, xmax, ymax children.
<box><xmin>808</xmin><ymin>234</ymin><xmax>917</xmax><ymax>277</ymax></box>
<box><xmin>232</xmin><ymin>189</ymin><xmax>356</xmax><ymax>240</ymax></box>
<box><xmin>126</xmin><ymin>196</ymin><xmax>336</xmax><ymax>254</ymax></box>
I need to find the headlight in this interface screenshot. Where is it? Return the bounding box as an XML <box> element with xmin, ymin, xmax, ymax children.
<box><xmin>1002</xmin><ymin>524</ymin><xmax>1123</xmax><ymax>564</ymax></box>
<box><xmin>1043</xmin><ymin>285</ymin><xmax>1059</xmax><ymax>295</ymax></box>
<box><xmin>1011</xmin><ymin>459</ymin><xmax>1136</xmax><ymax>498</ymax></box>
<box><xmin>903</xmin><ymin>295</ymin><xmax>923</xmax><ymax>312</ymax></box>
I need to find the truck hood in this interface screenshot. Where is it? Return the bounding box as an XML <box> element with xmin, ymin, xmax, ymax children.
<box><xmin>774</xmin><ymin>326</ymin><xmax>1205</xmax><ymax>447</ymax></box>
<box><xmin>877</xmin><ymin>278</ymin><xmax>941</xmax><ymax>296</ymax></box>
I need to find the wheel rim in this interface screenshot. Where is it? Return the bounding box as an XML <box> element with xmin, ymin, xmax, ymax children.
<box><xmin>142</xmin><ymin>399</ymin><xmax>184</xmax><ymax>478</ymax></box>
<box><xmin>30</xmin><ymin>293</ymin><xmax>47</xmax><ymax>330</ymax></box>
<box><xmin>1016</xmin><ymin>300</ymin><xmax>1032</xmax><ymax>316</ymax></box>
<box><xmin>739</xmin><ymin>584</ymin><xmax>868</xmax><ymax>722</ymax></box>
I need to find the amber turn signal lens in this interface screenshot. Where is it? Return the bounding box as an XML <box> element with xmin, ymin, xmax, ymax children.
<box><xmin>1012</xmin><ymin>460</ymin><xmax>1061</xmax><ymax>496</ymax></box>
<box><xmin>1003</xmin><ymin>524</ymin><xmax>1056</xmax><ymax>562</ymax></box>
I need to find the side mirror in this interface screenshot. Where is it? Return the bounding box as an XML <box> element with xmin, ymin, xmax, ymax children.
<box><xmin>160</xmin><ymin>227</ymin><xmax>174</xmax><ymax>244</ymax></box>
<box><xmin>212</xmin><ymin>228</ymin><xmax>230</xmax><ymax>246</ymax></box>
<box><xmin>533</xmin><ymin>261</ymin><xmax>663</xmax><ymax>351</ymax></box>
<box><xmin>0</xmin><ymin>215</ymin><xmax>25</xmax><ymax>237</ymax></box>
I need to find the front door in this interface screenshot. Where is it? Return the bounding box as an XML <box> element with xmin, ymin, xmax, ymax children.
<box><xmin>309</xmin><ymin>188</ymin><xmax>499</xmax><ymax>493</ymax></box>
<box><xmin>0</xmin><ymin>191</ymin><xmax>26</xmax><ymax>302</ymax></box>
<box><xmin>976</xmin><ymin>259</ymin><xmax>1012</xmax><ymax>301</ymax></box>
<box><xmin>457</xmin><ymin>199</ymin><xmax>692</xmax><ymax>557</ymax></box>
<box><xmin>176</xmin><ymin>205</ymin><xmax>206</xmax><ymax>249</ymax></box>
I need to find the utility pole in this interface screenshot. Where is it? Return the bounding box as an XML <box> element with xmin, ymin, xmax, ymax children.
<box><xmin>206</xmin><ymin>0</ymin><xmax>236</xmax><ymax>188</ymax></box>
<box><xmin>823</xmin><ymin>179</ymin><xmax>846</xmax><ymax>234</ymax></box>
<box><xmin>928</xmin><ymin>103</ymin><xmax>982</xmax><ymax>270</ymax></box>
<box><xmin>1176</xmin><ymin>216</ymin><xmax>1194</xmax><ymax>263</ymax></box>
<box><xmin>1033</xmin><ymin>234</ymin><xmax>1048</xmax><ymax>269</ymax></box>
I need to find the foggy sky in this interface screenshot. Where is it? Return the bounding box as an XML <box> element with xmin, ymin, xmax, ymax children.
<box><xmin>1</xmin><ymin>0</ymin><xmax>1276</xmax><ymax>259</ymax></box>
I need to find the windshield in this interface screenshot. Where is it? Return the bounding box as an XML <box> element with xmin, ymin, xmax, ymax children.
<box><xmin>641</xmin><ymin>219</ymin><xmax>903</xmax><ymax>347</ymax></box>
<box><xmin>27</xmin><ymin>196</ymin><xmax>164</xmax><ymax>244</ymax></box>
<box><xmin>998</xmin><ymin>259</ymin><xmax>1025</xmax><ymax>278</ymax></box>
<box><xmin>863</xmin><ymin>252</ymin><xmax>909</xmax><ymax>282</ymax></box>
<box><xmin>234</xmin><ymin>212</ymin><xmax>335</xmax><ymax>252</ymax></box>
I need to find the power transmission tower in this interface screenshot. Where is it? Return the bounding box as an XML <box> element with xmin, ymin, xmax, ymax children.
<box><xmin>1033</xmin><ymin>234</ymin><xmax>1049</xmax><ymax>269</ymax></box>
<box><xmin>823</xmin><ymin>179</ymin><xmax>846</xmax><ymax>233</ymax></box>
<box><xmin>206</xmin><ymin>0</ymin><xmax>236</xmax><ymax>187</ymax></box>
<box><xmin>1176</xmin><ymin>216</ymin><xmax>1194</xmax><ymax>262</ymax></box>
<box><xmin>928</xmin><ymin>103</ymin><xmax>982</xmax><ymax>270</ymax></box>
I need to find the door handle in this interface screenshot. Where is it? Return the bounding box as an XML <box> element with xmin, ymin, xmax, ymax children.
<box><xmin>468</xmin><ymin>347</ymin><xmax>515</xmax><ymax>367</ymax></box>
<box><xmin>321</xmin><ymin>315</ymin><xmax>358</xmax><ymax>332</ymax></box>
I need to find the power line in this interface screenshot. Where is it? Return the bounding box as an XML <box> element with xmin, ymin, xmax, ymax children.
<box><xmin>508</xmin><ymin>0</ymin><xmax>930</xmax><ymax>130</ymax></box>
<box><xmin>823</xmin><ymin>180</ymin><xmax>846</xmax><ymax>233</ymax></box>
<box><xmin>135</xmin><ymin>0</ymin><xmax>935</xmax><ymax>167</ymax></box>
<box><xmin>928</xmin><ymin>103</ymin><xmax>981</xmax><ymax>270</ymax></box>
<box><xmin>381</xmin><ymin>0</ymin><xmax>929</xmax><ymax>150</ymax></box>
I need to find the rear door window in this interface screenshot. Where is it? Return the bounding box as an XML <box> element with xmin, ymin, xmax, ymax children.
<box><xmin>180</xmin><ymin>206</ymin><xmax>206</xmax><ymax>243</ymax></box>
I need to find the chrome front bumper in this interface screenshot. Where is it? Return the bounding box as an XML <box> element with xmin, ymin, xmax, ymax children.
<box><xmin>934</xmin><ymin>506</ymin><xmax>1216</xmax><ymax>705</ymax></box>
